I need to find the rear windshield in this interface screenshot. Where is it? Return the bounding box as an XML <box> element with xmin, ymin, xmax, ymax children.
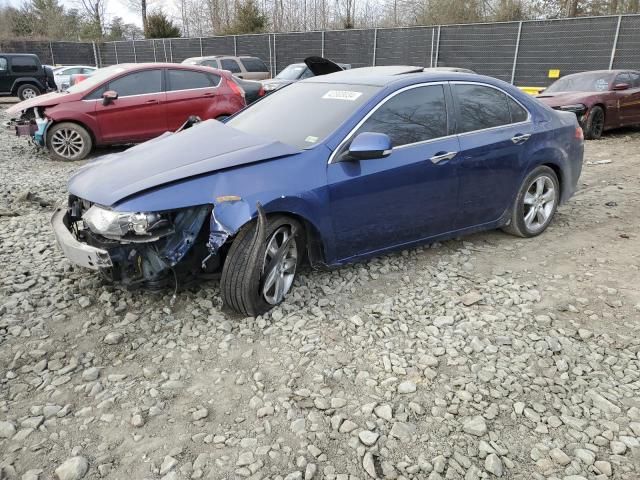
<box><xmin>545</xmin><ymin>72</ymin><xmax>613</xmax><ymax>93</ymax></box>
<box><xmin>65</xmin><ymin>65</ymin><xmax>126</xmax><ymax>94</ymax></box>
<box><xmin>227</xmin><ymin>82</ymin><xmax>380</xmax><ymax>149</ymax></box>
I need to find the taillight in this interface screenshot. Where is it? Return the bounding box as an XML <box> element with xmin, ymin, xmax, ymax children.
<box><xmin>575</xmin><ymin>126</ymin><xmax>584</xmax><ymax>140</ymax></box>
<box><xmin>228</xmin><ymin>79</ymin><xmax>245</xmax><ymax>98</ymax></box>
<box><xmin>258</xmin><ymin>86</ymin><xmax>265</xmax><ymax>97</ymax></box>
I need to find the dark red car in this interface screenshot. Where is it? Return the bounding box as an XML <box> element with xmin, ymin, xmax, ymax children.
<box><xmin>536</xmin><ymin>70</ymin><xmax>640</xmax><ymax>139</ymax></box>
<box><xmin>7</xmin><ymin>63</ymin><xmax>246</xmax><ymax>160</ymax></box>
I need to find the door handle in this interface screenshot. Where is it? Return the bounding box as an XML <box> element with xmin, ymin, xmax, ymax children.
<box><xmin>511</xmin><ymin>133</ymin><xmax>531</xmax><ymax>144</ymax></box>
<box><xmin>429</xmin><ymin>151</ymin><xmax>457</xmax><ymax>164</ymax></box>
<box><xmin>145</xmin><ymin>99</ymin><xmax>159</xmax><ymax>104</ymax></box>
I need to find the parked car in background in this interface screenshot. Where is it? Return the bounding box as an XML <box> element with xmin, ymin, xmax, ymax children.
<box><xmin>182</xmin><ymin>55</ymin><xmax>270</xmax><ymax>80</ymax></box>
<box><xmin>262</xmin><ymin>57</ymin><xmax>350</xmax><ymax>92</ymax></box>
<box><xmin>7</xmin><ymin>63</ymin><xmax>246</xmax><ymax>161</ymax></box>
<box><xmin>69</xmin><ymin>71</ymin><xmax>94</xmax><ymax>87</ymax></box>
<box><xmin>0</xmin><ymin>53</ymin><xmax>56</xmax><ymax>100</ymax></box>
<box><xmin>233</xmin><ymin>77</ymin><xmax>265</xmax><ymax>104</ymax></box>
<box><xmin>52</xmin><ymin>67</ymin><xmax>583</xmax><ymax>315</ymax></box>
<box><xmin>536</xmin><ymin>70</ymin><xmax>640</xmax><ymax>139</ymax></box>
<box><xmin>424</xmin><ymin>66</ymin><xmax>476</xmax><ymax>74</ymax></box>
<box><xmin>53</xmin><ymin>65</ymin><xmax>97</xmax><ymax>90</ymax></box>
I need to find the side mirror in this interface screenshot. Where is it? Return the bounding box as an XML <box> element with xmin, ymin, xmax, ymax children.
<box><xmin>102</xmin><ymin>90</ymin><xmax>118</xmax><ymax>105</ymax></box>
<box><xmin>344</xmin><ymin>132</ymin><xmax>392</xmax><ymax>161</ymax></box>
<box><xmin>612</xmin><ymin>82</ymin><xmax>630</xmax><ymax>91</ymax></box>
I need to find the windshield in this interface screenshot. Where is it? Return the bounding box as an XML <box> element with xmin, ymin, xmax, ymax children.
<box><xmin>65</xmin><ymin>65</ymin><xmax>126</xmax><ymax>94</ymax></box>
<box><xmin>545</xmin><ymin>72</ymin><xmax>613</xmax><ymax>93</ymax></box>
<box><xmin>276</xmin><ymin>65</ymin><xmax>308</xmax><ymax>81</ymax></box>
<box><xmin>227</xmin><ymin>82</ymin><xmax>380</xmax><ymax>148</ymax></box>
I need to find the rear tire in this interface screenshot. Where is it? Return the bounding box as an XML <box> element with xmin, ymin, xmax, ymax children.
<box><xmin>502</xmin><ymin>166</ymin><xmax>560</xmax><ymax>238</ymax></box>
<box><xmin>17</xmin><ymin>83</ymin><xmax>41</xmax><ymax>101</ymax></box>
<box><xmin>583</xmin><ymin>105</ymin><xmax>605</xmax><ymax>140</ymax></box>
<box><xmin>46</xmin><ymin>122</ymin><xmax>93</xmax><ymax>161</ymax></box>
<box><xmin>221</xmin><ymin>215</ymin><xmax>304</xmax><ymax>316</ymax></box>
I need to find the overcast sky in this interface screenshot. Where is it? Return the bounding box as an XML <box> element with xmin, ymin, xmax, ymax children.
<box><xmin>2</xmin><ymin>0</ymin><xmax>161</xmax><ymax>27</ymax></box>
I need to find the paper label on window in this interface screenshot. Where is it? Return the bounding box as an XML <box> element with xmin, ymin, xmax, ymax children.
<box><xmin>595</xmin><ymin>79</ymin><xmax>608</xmax><ymax>91</ymax></box>
<box><xmin>322</xmin><ymin>90</ymin><xmax>363</xmax><ymax>101</ymax></box>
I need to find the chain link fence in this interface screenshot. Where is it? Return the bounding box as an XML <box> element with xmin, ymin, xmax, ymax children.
<box><xmin>3</xmin><ymin>14</ymin><xmax>639</xmax><ymax>86</ymax></box>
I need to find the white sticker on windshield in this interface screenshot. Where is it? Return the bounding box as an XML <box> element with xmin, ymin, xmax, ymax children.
<box><xmin>305</xmin><ymin>135</ymin><xmax>318</xmax><ymax>143</ymax></box>
<box><xmin>322</xmin><ymin>90</ymin><xmax>363</xmax><ymax>101</ymax></box>
<box><xmin>595</xmin><ymin>78</ymin><xmax>608</xmax><ymax>91</ymax></box>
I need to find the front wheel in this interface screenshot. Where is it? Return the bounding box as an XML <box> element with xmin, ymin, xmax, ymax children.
<box><xmin>220</xmin><ymin>216</ymin><xmax>304</xmax><ymax>316</ymax></box>
<box><xmin>503</xmin><ymin>166</ymin><xmax>560</xmax><ymax>238</ymax></box>
<box><xmin>17</xmin><ymin>84</ymin><xmax>41</xmax><ymax>101</ymax></box>
<box><xmin>583</xmin><ymin>105</ymin><xmax>605</xmax><ymax>140</ymax></box>
<box><xmin>46</xmin><ymin>122</ymin><xmax>93</xmax><ymax>161</ymax></box>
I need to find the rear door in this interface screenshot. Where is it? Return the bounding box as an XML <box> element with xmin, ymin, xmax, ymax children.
<box><xmin>165</xmin><ymin>68</ymin><xmax>223</xmax><ymax>129</ymax></box>
<box><xmin>0</xmin><ymin>57</ymin><xmax>10</xmax><ymax>93</ymax></box>
<box><xmin>452</xmin><ymin>82</ymin><xmax>534</xmax><ymax>229</ymax></box>
<box><xmin>220</xmin><ymin>58</ymin><xmax>243</xmax><ymax>78</ymax></box>
<box><xmin>616</xmin><ymin>72</ymin><xmax>640</xmax><ymax>125</ymax></box>
<box><xmin>92</xmin><ymin>68</ymin><xmax>167</xmax><ymax>143</ymax></box>
<box><xmin>239</xmin><ymin>57</ymin><xmax>270</xmax><ymax>80</ymax></box>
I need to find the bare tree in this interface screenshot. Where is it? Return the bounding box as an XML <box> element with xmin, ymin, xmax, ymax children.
<box><xmin>78</xmin><ymin>0</ymin><xmax>107</xmax><ymax>37</ymax></box>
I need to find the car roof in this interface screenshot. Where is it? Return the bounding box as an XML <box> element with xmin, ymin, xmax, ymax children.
<box><xmin>302</xmin><ymin>66</ymin><xmax>483</xmax><ymax>86</ymax></box>
<box><xmin>0</xmin><ymin>53</ymin><xmax>39</xmax><ymax>58</ymax></box>
<box><xmin>110</xmin><ymin>62</ymin><xmax>222</xmax><ymax>73</ymax></box>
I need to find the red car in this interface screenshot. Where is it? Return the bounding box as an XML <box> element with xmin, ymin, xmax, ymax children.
<box><xmin>536</xmin><ymin>69</ymin><xmax>640</xmax><ymax>139</ymax></box>
<box><xmin>7</xmin><ymin>63</ymin><xmax>246</xmax><ymax>161</ymax></box>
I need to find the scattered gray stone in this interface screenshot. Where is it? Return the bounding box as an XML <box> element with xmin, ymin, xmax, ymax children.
<box><xmin>55</xmin><ymin>457</ymin><xmax>88</xmax><ymax>480</ymax></box>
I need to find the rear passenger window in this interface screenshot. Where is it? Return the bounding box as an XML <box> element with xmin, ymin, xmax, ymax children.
<box><xmin>220</xmin><ymin>59</ymin><xmax>241</xmax><ymax>73</ymax></box>
<box><xmin>168</xmin><ymin>69</ymin><xmax>219</xmax><ymax>90</ymax></box>
<box><xmin>357</xmin><ymin>85</ymin><xmax>448</xmax><ymax>147</ymax></box>
<box><xmin>455</xmin><ymin>84</ymin><xmax>512</xmax><ymax>133</ymax></box>
<box><xmin>241</xmin><ymin>57</ymin><xmax>268</xmax><ymax>73</ymax></box>
<box><xmin>10</xmin><ymin>56</ymin><xmax>38</xmax><ymax>73</ymax></box>
<box><xmin>108</xmin><ymin>70</ymin><xmax>162</xmax><ymax>96</ymax></box>
<box><xmin>507</xmin><ymin>97</ymin><xmax>528</xmax><ymax>123</ymax></box>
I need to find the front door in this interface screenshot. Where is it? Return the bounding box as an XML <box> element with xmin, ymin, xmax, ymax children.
<box><xmin>328</xmin><ymin>83</ymin><xmax>460</xmax><ymax>261</ymax></box>
<box><xmin>452</xmin><ymin>82</ymin><xmax>534</xmax><ymax>228</ymax></box>
<box><xmin>93</xmin><ymin>69</ymin><xmax>167</xmax><ymax>144</ymax></box>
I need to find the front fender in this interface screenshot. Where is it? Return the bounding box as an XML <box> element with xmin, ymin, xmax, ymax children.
<box><xmin>45</xmin><ymin>108</ymin><xmax>100</xmax><ymax>142</ymax></box>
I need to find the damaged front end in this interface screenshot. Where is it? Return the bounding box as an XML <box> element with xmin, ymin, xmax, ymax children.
<box><xmin>8</xmin><ymin>107</ymin><xmax>50</xmax><ymax>147</ymax></box>
<box><xmin>53</xmin><ymin>196</ymin><xmax>222</xmax><ymax>289</ymax></box>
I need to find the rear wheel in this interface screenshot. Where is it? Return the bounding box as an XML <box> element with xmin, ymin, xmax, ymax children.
<box><xmin>46</xmin><ymin>122</ymin><xmax>93</xmax><ymax>161</ymax></box>
<box><xmin>584</xmin><ymin>105</ymin><xmax>605</xmax><ymax>140</ymax></box>
<box><xmin>17</xmin><ymin>84</ymin><xmax>41</xmax><ymax>101</ymax></box>
<box><xmin>503</xmin><ymin>166</ymin><xmax>559</xmax><ymax>238</ymax></box>
<box><xmin>221</xmin><ymin>215</ymin><xmax>304</xmax><ymax>316</ymax></box>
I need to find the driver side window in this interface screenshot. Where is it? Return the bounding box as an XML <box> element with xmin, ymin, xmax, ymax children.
<box><xmin>354</xmin><ymin>85</ymin><xmax>448</xmax><ymax>148</ymax></box>
<box><xmin>107</xmin><ymin>69</ymin><xmax>163</xmax><ymax>97</ymax></box>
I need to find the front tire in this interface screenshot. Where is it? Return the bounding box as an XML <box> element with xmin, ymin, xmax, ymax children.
<box><xmin>17</xmin><ymin>84</ymin><xmax>41</xmax><ymax>101</ymax></box>
<box><xmin>46</xmin><ymin>122</ymin><xmax>93</xmax><ymax>161</ymax></box>
<box><xmin>221</xmin><ymin>216</ymin><xmax>304</xmax><ymax>316</ymax></box>
<box><xmin>583</xmin><ymin>105</ymin><xmax>605</xmax><ymax>140</ymax></box>
<box><xmin>503</xmin><ymin>166</ymin><xmax>560</xmax><ymax>238</ymax></box>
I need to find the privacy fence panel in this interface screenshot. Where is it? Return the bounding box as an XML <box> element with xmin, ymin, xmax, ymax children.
<box><xmin>236</xmin><ymin>34</ymin><xmax>272</xmax><ymax>74</ymax></box>
<box><xmin>98</xmin><ymin>42</ymin><xmax>118</xmax><ymax>66</ymax></box>
<box><xmin>323</xmin><ymin>29</ymin><xmax>376</xmax><ymax>68</ymax></box>
<box><xmin>612</xmin><ymin>15</ymin><xmax>640</xmax><ymax>69</ymax></box>
<box><xmin>50</xmin><ymin>41</ymin><xmax>94</xmax><ymax>65</ymax></box>
<box><xmin>437</xmin><ymin>22</ymin><xmax>519</xmax><ymax>82</ymax></box>
<box><xmin>274</xmin><ymin>32</ymin><xmax>323</xmax><ymax>73</ymax></box>
<box><xmin>132</xmin><ymin>40</ymin><xmax>156</xmax><ymax>62</ymax></box>
<box><xmin>0</xmin><ymin>40</ymin><xmax>53</xmax><ymax>64</ymax></box>
<box><xmin>375</xmin><ymin>27</ymin><xmax>434</xmax><ymax>67</ymax></box>
<box><xmin>201</xmin><ymin>36</ymin><xmax>235</xmax><ymax>57</ymax></box>
<box><xmin>514</xmin><ymin>16</ymin><xmax>619</xmax><ymax>87</ymax></box>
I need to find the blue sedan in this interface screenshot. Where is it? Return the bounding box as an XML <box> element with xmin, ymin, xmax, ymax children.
<box><xmin>53</xmin><ymin>66</ymin><xmax>584</xmax><ymax>315</ymax></box>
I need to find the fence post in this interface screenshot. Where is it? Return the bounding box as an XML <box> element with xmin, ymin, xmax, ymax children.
<box><xmin>199</xmin><ymin>37</ymin><xmax>203</xmax><ymax>56</ymax></box>
<box><xmin>434</xmin><ymin>25</ymin><xmax>441</xmax><ymax>67</ymax></box>
<box><xmin>92</xmin><ymin>42</ymin><xmax>99</xmax><ymax>67</ymax></box>
<box><xmin>510</xmin><ymin>21</ymin><xmax>523</xmax><ymax>85</ymax></box>
<box><xmin>152</xmin><ymin>40</ymin><xmax>157</xmax><ymax>62</ymax></box>
<box><xmin>49</xmin><ymin>42</ymin><xmax>55</xmax><ymax>65</ymax></box>
<box><xmin>234</xmin><ymin>35</ymin><xmax>238</xmax><ymax>56</ymax></box>
<box><xmin>162</xmin><ymin>39</ymin><xmax>167</xmax><ymax>62</ymax></box>
<box><xmin>132</xmin><ymin>40</ymin><xmax>137</xmax><ymax>63</ymax></box>
<box><xmin>430</xmin><ymin>28</ymin><xmax>435</xmax><ymax>67</ymax></box>
<box><xmin>372</xmin><ymin>28</ymin><xmax>378</xmax><ymax>66</ymax></box>
<box><xmin>273</xmin><ymin>34</ymin><xmax>277</xmax><ymax>75</ymax></box>
<box><xmin>169</xmin><ymin>39</ymin><xmax>173</xmax><ymax>62</ymax></box>
<box><xmin>114</xmin><ymin>42</ymin><xmax>119</xmax><ymax>64</ymax></box>
<box><xmin>321</xmin><ymin>31</ymin><xmax>325</xmax><ymax>58</ymax></box>
<box><xmin>609</xmin><ymin>15</ymin><xmax>622</xmax><ymax>70</ymax></box>
<box><xmin>267</xmin><ymin>34</ymin><xmax>273</xmax><ymax>77</ymax></box>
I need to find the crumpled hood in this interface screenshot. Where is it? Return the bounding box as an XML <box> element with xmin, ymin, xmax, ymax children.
<box><xmin>67</xmin><ymin>120</ymin><xmax>302</xmax><ymax>207</ymax></box>
<box><xmin>536</xmin><ymin>91</ymin><xmax>602</xmax><ymax>108</ymax></box>
<box><xmin>6</xmin><ymin>91</ymin><xmax>76</xmax><ymax>115</ymax></box>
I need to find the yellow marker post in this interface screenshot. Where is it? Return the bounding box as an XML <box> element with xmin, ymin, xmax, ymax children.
<box><xmin>548</xmin><ymin>69</ymin><xmax>560</xmax><ymax>79</ymax></box>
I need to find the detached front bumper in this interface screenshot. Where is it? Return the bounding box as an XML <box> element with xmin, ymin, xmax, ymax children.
<box><xmin>51</xmin><ymin>207</ymin><xmax>112</xmax><ymax>270</ymax></box>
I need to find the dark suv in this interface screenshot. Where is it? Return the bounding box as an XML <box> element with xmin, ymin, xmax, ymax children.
<box><xmin>0</xmin><ymin>53</ymin><xmax>55</xmax><ymax>100</ymax></box>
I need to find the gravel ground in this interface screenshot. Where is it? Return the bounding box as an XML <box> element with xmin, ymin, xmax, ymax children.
<box><xmin>1</xmin><ymin>103</ymin><xmax>640</xmax><ymax>480</ymax></box>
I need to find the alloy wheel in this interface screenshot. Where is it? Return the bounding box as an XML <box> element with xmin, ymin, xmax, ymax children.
<box><xmin>591</xmin><ymin>109</ymin><xmax>605</xmax><ymax>137</ymax></box>
<box><xmin>51</xmin><ymin>128</ymin><xmax>85</xmax><ymax>159</ymax></box>
<box><xmin>523</xmin><ymin>175</ymin><xmax>556</xmax><ymax>232</ymax></box>
<box><xmin>261</xmin><ymin>225</ymin><xmax>298</xmax><ymax>305</ymax></box>
<box><xmin>22</xmin><ymin>88</ymin><xmax>38</xmax><ymax>99</ymax></box>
